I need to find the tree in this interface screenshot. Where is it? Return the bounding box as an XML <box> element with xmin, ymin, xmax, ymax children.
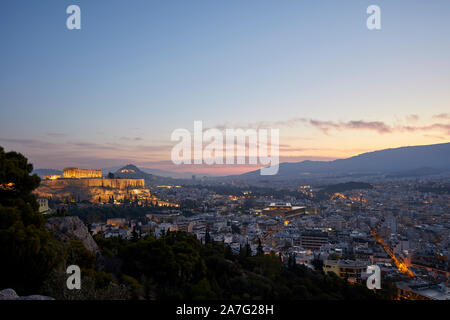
<box><xmin>132</xmin><ymin>229</ymin><xmax>139</xmax><ymax>242</ymax></box>
<box><xmin>327</xmin><ymin>253</ymin><xmax>340</xmax><ymax>260</ymax></box>
<box><xmin>245</xmin><ymin>242</ymin><xmax>252</xmax><ymax>257</ymax></box>
<box><xmin>288</xmin><ymin>253</ymin><xmax>296</xmax><ymax>269</ymax></box>
<box><xmin>257</xmin><ymin>238</ymin><xmax>264</xmax><ymax>256</ymax></box>
<box><xmin>204</xmin><ymin>229</ymin><xmax>211</xmax><ymax>245</ymax></box>
<box><xmin>66</xmin><ymin>240</ymin><xmax>96</xmax><ymax>271</ymax></box>
<box><xmin>0</xmin><ymin>146</ymin><xmax>60</xmax><ymax>294</ymax></box>
<box><xmin>311</xmin><ymin>258</ymin><xmax>324</xmax><ymax>271</ymax></box>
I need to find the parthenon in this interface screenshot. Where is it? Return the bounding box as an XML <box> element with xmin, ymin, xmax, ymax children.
<box><xmin>63</xmin><ymin>167</ymin><xmax>102</xmax><ymax>179</ymax></box>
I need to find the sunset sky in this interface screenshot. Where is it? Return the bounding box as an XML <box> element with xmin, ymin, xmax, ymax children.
<box><xmin>1</xmin><ymin>1</ymin><xmax>449</xmax><ymax>175</ymax></box>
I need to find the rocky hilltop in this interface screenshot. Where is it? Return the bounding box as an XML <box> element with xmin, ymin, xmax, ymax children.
<box><xmin>45</xmin><ymin>216</ymin><xmax>100</xmax><ymax>254</ymax></box>
<box><xmin>34</xmin><ymin>178</ymin><xmax>149</xmax><ymax>203</ymax></box>
<box><xmin>233</xmin><ymin>142</ymin><xmax>450</xmax><ymax>182</ymax></box>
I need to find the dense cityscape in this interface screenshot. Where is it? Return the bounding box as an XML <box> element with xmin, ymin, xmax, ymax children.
<box><xmin>33</xmin><ymin>165</ymin><xmax>449</xmax><ymax>300</ymax></box>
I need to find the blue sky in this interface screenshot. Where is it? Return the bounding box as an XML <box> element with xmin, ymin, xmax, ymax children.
<box><xmin>1</xmin><ymin>1</ymin><xmax>449</xmax><ymax>173</ymax></box>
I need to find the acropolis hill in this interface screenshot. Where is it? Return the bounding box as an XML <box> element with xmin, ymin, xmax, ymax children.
<box><xmin>35</xmin><ymin>177</ymin><xmax>152</xmax><ymax>203</ymax></box>
<box><xmin>34</xmin><ymin>168</ymin><xmax>176</xmax><ymax>206</ymax></box>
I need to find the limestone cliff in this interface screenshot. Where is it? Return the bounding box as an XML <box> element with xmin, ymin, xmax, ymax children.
<box><xmin>45</xmin><ymin>216</ymin><xmax>100</xmax><ymax>254</ymax></box>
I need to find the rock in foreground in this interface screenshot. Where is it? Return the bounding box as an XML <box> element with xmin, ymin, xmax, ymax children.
<box><xmin>45</xmin><ymin>216</ymin><xmax>100</xmax><ymax>254</ymax></box>
<box><xmin>0</xmin><ymin>288</ymin><xmax>54</xmax><ymax>300</ymax></box>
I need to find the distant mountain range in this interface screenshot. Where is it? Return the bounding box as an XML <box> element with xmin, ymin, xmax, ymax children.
<box><xmin>112</xmin><ymin>164</ymin><xmax>204</xmax><ymax>185</ymax></box>
<box><xmin>110</xmin><ymin>164</ymin><xmax>176</xmax><ymax>185</ymax></box>
<box><xmin>113</xmin><ymin>164</ymin><xmax>150</xmax><ymax>179</ymax></box>
<box><xmin>33</xmin><ymin>142</ymin><xmax>450</xmax><ymax>183</ymax></box>
<box><xmin>102</xmin><ymin>165</ymin><xmax>208</xmax><ymax>179</ymax></box>
<box><xmin>231</xmin><ymin>142</ymin><xmax>450</xmax><ymax>181</ymax></box>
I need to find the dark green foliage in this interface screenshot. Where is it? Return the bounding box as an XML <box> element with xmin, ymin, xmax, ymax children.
<box><xmin>0</xmin><ymin>147</ymin><xmax>61</xmax><ymax>294</ymax></box>
<box><xmin>257</xmin><ymin>238</ymin><xmax>264</xmax><ymax>256</ymax></box>
<box><xmin>311</xmin><ymin>258</ymin><xmax>324</xmax><ymax>271</ymax></box>
<box><xmin>41</xmin><ymin>269</ymin><xmax>130</xmax><ymax>300</ymax></box>
<box><xmin>204</xmin><ymin>229</ymin><xmax>211</xmax><ymax>244</ymax></box>
<box><xmin>66</xmin><ymin>240</ymin><xmax>96</xmax><ymax>271</ymax></box>
<box><xmin>67</xmin><ymin>206</ymin><xmax>159</xmax><ymax>224</ymax></box>
<box><xmin>120</xmin><ymin>274</ymin><xmax>145</xmax><ymax>299</ymax></box>
<box><xmin>0</xmin><ymin>147</ymin><xmax>134</xmax><ymax>299</ymax></box>
<box><xmin>327</xmin><ymin>253</ymin><xmax>341</xmax><ymax>260</ymax></box>
<box><xmin>95</xmin><ymin>231</ymin><xmax>384</xmax><ymax>300</ymax></box>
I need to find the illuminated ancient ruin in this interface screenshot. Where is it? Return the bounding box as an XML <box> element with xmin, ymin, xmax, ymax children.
<box><xmin>35</xmin><ymin>168</ymin><xmax>178</xmax><ymax>207</ymax></box>
<box><xmin>63</xmin><ymin>167</ymin><xmax>102</xmax><ymax>179</ymax></box>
